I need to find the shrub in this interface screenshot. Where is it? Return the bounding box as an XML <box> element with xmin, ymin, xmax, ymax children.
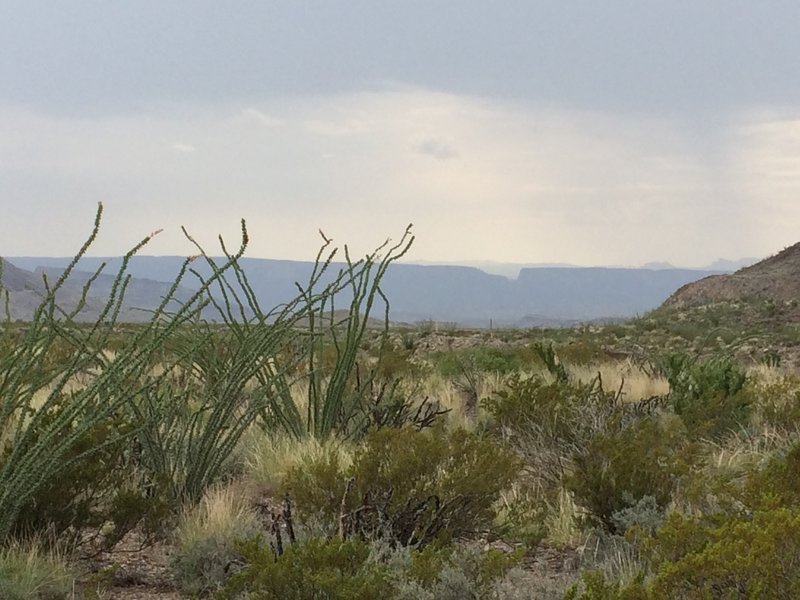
<box><xmin>566</xmin><ymin>417</ymin><xmax>687</xmax><ymax>533</ymax></box>
<box><xmin>283</xmin><ymin>426</ymin><xmax>521</xmax><ymax>546</ymax></box>
<box><xmin>217</xmin><ymin>537</ymin><xmax>391</xmax><ymax>600</ymax></box>
<box><xmin>754</xmin><ymin>376</ymin><xmax>800</xmax><ymax>432</ymax></box>
<box><xmin>171</xmin><ymin>485</ymin><xmax>265</xmax><ymax>597</ymax></box>
<box><xmin>741</xmin><ymin>441</ymin><xmax>800</xmax><ymax>509</ymax></box>
<box><xmin>645</xmin><ymin>507</ymin><xmax>800</xmax><ymax>598</ymax></box>
<box><xmin>582</xmin><ymin>503</ymin><xmax>800</xmax><ymax>598</ymax></box>
<box><xmin>433</xmin><ymin>346</ymin><xmax>536</xmax><ymax>377</ymax></box>
<box><xmin>391</xmin><ymin>542</ymin><xmax>523</xmax><ymax>600</ymax></box>
<box><xmin>660</xmin><ymin>353</ymin><xmax>751</xmax><ymax>439</ymax></box>
<box><xmin>3</xmin><ymin>394</ymin><xmax>132</xmax><ymax>540</ymax></box>
<box><xmin>218</xmin><ymin>536</ymin><xmax>524</xmax><ymax>600</ymax></box>
<box><xmin>485</xmin><ymin>375</ymin><xmax>634</xmax><ymax>497</ymax></box>
<box><xmin>2</xmin><ymin>393</ymin><xmax>170</xmax><ymax>548</ymax></box>
<box><xmin>563</xmin><ymin>570</ymin><xmax>648</xmax><ymax>600</ymax></box>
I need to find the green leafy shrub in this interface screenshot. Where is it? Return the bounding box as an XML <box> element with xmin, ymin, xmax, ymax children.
<box><xmin>754</xmin><ymin>376</ymin><xmax>800</xmax><ymax>432</ymax></box>
<box><xmin>217</xmin><ymin>537</ymin><xmax>391</xmax><ymax>600</ymax></box>
<box><xmin>644</xmin><ymin>507</ymin><xmax>800</xmax><ymax>598</ymax></box>
<box><xmin>494</xmin><ymin>487</ymin><xmax>548</xmax><ymax>548</ymax></box>
<box><xmin>283</xmin><ymin>426</ymin><xmax>521</xmax><ymax>546</ymax></box>
<box><xmin>566</xmin><ymin>417</ymin><xmax>687</xmax><ymax>533</ymax></box>
<box><xmin>563</xmin><ymin>570</ymin><xmax>648</xmax><ymax>600</ymax></box>
<box><xmin>391</xmin><ymin>542</ymin><xmax>523</xmax><ymax>600</ymax></box>
<box><xmin>585</xmin><ymin>501</ymin><xmax>800</xmax><ymax>598</ymax></box>
<box><xmin>433</xmin><ymin>346</ymin><xmax>536</xmax><ymax>377</ymax></box>
<box><xmin>660</xmin><ymin>353</ymin><xmax>750</xmax><ymax>438</ymax></box>
<box><xmin>740</xmin><ymin>442</ymin><xmax>800</xmax><ymax>509</ymax></box>
<box><xmin>2</xmin><ymin>394</ymin><xmax>167</xmax><ymax>546</ymax></box>
<box><xmin>485</xmin><ymin>374</ymin><xmax>628</xmax><ymax>497</ymax></box>
<box><xmin>218</xmin><ymin>536</ymin><xmax>524</xmax><ymax>600</ymax></box>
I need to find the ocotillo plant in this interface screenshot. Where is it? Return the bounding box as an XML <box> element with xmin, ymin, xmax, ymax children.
<box><xmin>0</xmin><ymin>205</ymin><xmax>415</xmax><ymax>542</ymax></box>
<box><xmin>289</xmin><ymin>226</ymin><xmax>414</xmax><ymax>439</ymax></box>
<box><xmin>129</xmin><ymin>224</ymin><xmax>411</xmax><ymax>503</ymax></box>
<box><xmin>0</xmin><ymin>204</ymin><xmax>270</xmax><ymax>541</ymax></box>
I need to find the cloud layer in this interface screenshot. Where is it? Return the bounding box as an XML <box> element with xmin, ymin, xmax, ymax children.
<box><xmin>1</xmin><ymin>90</ymin><xmax>799</xmax><ymax>266</ymax></box>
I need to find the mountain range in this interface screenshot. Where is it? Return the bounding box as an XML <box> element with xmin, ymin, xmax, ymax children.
<box><xmin>2</xmin><ymin>255</ymin><xmax>733</xmax><ymax>327</ymax></box>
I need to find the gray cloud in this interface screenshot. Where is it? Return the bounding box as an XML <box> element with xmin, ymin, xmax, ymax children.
<box><xmin>2</xmin><ymin>3</ymin><xmax>800</xmax><ymax>118</ymax></box>
<box><xmin>413</xmin><ymin>137</ymin><xmax>458</xmax><ymax>160</ymax></box>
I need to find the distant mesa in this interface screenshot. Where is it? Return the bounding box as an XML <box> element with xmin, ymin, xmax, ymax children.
<box><xmin>663</xmin><ymin>241</ymin><xmax>800</xmax><ymax>310</ymax></box>
<box><xmin>641</xmin><ymin>261</ymin><xmax>676</xmax><ymax>270</ymax></box>
<box><xmin>4</xmin><ymin>255</ymin><xmax>731</xmax><ymax>326</ymax></box>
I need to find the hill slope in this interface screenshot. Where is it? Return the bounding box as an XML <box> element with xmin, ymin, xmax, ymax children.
<box><xmin>663</xmin><ymin>241</ymin><xmax>800</xmax><ymax>309</ymax></box>
<box><xmin>0</xmin><ymin>259</ymin><xmax>197</xmax><ymax>322</ymax></box>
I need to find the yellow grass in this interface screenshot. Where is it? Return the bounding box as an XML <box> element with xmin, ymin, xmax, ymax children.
<box><xmin>568</xmin><ymin>360</ymin><xmax>669</xmax><ymax>401</ymax></box>
<box><xmin>175</xmin><ymin>484</ymin><xmax>261</xmax><ymax>548</ymax></box>
<box><xmin>242</xmin><ymin>429</ymin><xmax>354</xmax><ymax>492</ymax></box>
<box><xmin>0</xmin><ymin>540</ymin><xmax>75</xmax><ymax>600</ymax></box>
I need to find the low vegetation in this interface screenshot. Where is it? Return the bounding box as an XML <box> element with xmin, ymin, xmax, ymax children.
<box><xmin>2</xmin><ymin>207</ymin><xmax>800</xmax><ymax>598</ymax></box>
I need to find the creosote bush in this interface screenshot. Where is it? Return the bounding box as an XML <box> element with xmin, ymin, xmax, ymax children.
<box><xmin>217</xmin><ymin>536</ymin><xmax>524</xmax><ymax>600</ymax></box>
<box><xmin>660</xmin><ymin>352</ymin><xmax>751</xmax><ymax>439</ymax></box>
<box><xmin>283</xmin><ymin>426</ymin><xmax>521</xmax><ymax>547</ymax></box>
<box><xmin>566</xmin><ymin>416</ymin><xmax>689</xmax><ymax>533</ymax></box>
<box><xmin>217</xmin><ymin>537</ymin><xmax>391</xmax><ymax>600</ymax></box>
<box><xmin>484</xmin><ymin>373</ymin><xmax>651</xmax><ymax>505</ymax></box>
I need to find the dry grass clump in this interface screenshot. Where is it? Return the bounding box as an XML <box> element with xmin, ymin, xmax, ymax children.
<box><xmin>171</xmin><ymin>484</ymin><xmax>265</xmax><ymax>597</ymax></box>
<box><xmin>242</xmin><ymin>430</ymin><xmax>354</xmax><ymax>492</ymax></box>
<box><xmin>0</xmin><ymin>541</ymin><xmax>75</xmax><ymax>600</ymax></box>
<box><xmin>568</xmin><ymin>360</ymin><xmax>668</xmax><ymax>401</ymax></box>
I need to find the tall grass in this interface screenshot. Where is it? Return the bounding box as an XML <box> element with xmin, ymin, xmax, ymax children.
<box><xmin>0</xmin><ymin>541</ymin><xmax>74</xmax><ymax>600</ymax></box>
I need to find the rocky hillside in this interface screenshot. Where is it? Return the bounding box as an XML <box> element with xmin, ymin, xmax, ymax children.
<box><xmin>663</xmin><ymin>241</ymin><xmax>800</xmax><ymax>309</ymax></box>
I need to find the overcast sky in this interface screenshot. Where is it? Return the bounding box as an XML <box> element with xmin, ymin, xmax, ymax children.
<box><xmin>2</xmin><ymin>2</ymin><xmax>800</xmax><ymax>267</ymax></box>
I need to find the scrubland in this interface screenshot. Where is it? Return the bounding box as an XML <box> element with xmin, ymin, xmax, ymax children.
<box><xmin>3</xmin><ymin>210</ymin><xmax>800</xmax><ymax>599</ymax></box>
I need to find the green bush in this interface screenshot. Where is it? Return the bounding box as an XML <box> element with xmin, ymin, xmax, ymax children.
<box><xmin>660</xmin><ymin>353</ymin><xmax>750</xmax><ymax>439</ymax></box>
<box><xmin>578</xmin><ymin>500</ymin><xmax>800</xmax><ymax>598</ymax></box>
<box><xmin>754</xmin><ymin>376</ymin><xmax>800</xmax><ymax>432</ymax></box>
<box><xmin>217</xmin><ymin>537</ymin><xmax>391</xmax><ymax>600</ymax></box>
<box><xmin>283</xmin><ymin>426</ymin><xmax>521</xmax><ymax>546</ymax></box>
<box><xmin>566</xmin><ymin>417</ymin><xmax>687</xmax><ymax>533</ymax></box>
<box><xmin>3</xmin><ymin>394</ymin><xmax>166</xmax><ymax>546</ymax></box>
<box><xmin>644</xmin><ymin>507</ymin><xmax>800</xmax><ymax>598</ymax></box>
<box><xmin>563</xmin><ymin>570</ymin><xmax>648</xmax><ymax>600</ymax></box>
<box><xmin>433</xmin><ymin>346</ymin><xmax>536</xmax><ymax>377</ymax></box>
<box><xmin>741</xmin><ymin>442</ymin><xmax>800</xmax><ymax>509</ymax></box>
<box><xmin>392</xmin><ymin>542</ymin><xmax>523</xmax><ymax>600</ymax></box>
<box><xmin>485</xmin><ymin>375</ymin><xmax>631</xmax><ymax>497</ymax></box>
<box><xmin>217</xmin><ymin>536</ymin><xmax>524</xmax><ymax>600</ymax></box>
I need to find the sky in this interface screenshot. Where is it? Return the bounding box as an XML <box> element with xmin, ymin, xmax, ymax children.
<box><xmin>2</xmin><ymin>2</ymin><xmax>800</xmax><ymax>267</ymax></box>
